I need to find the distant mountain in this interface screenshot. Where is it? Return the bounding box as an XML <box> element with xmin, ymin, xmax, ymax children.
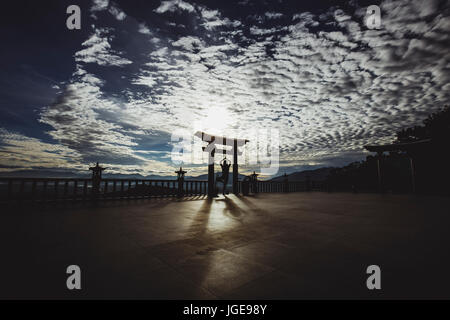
<box><xmin>0</xmin><ymin>170</ymin><xmax>87</xmax><ymax>178</ymax></box>
<box><xmin>186</xmin><ymin>173</ymin><xmax>246</xmax><ymax>182</ymax></box>
<box><xmin>0</xmin><ymin>170</ymin><xmax>265</xmax><ymax>182</ymax></box>
<box><xmin>270</xmin><ymin>167</ymin><xmax>334</xmax><ymax>182</ymax></box>
<box><xmin>0</xmin><ymin>170</ymin><xmax>173</xmax><ymax>180</ymax></box>
<box><xmin>102</xmin><ymin>173</ymin><xmax>170</xmax><ymax>180</ymax></box>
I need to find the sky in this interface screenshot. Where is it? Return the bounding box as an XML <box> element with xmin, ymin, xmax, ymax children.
<box><xmin>0</xmin><ymin>0</ymin><xmax>449</xmax><ymax>177</ymax></box>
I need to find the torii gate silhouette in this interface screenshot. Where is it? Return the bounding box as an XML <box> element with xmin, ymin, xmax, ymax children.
<box><xmin>195</xmin><ymin>131</ymin><xmax>249</xmax><ymax>197</ymax></box>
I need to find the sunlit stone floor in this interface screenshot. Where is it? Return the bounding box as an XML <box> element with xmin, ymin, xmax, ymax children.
<box><xmin>1</xmin><ymin>192</ymin><xmax>450</xmax><ymax>299</ymax></box>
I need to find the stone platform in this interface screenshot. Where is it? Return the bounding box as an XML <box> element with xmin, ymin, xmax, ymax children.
<box><xmin>1</xmin><ymin>192</ymin><xmax>449</xmax><ymax>299</ymax></box>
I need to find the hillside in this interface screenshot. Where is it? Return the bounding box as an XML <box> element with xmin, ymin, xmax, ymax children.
<box><xmin>270</xmin><ymin>167</ymin><xmax>334</xmax><ymax>182</ymax></box>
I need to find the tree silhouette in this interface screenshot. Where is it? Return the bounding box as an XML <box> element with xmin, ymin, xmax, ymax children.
<box><xmin>327</xmin><ymin>105</ymin><xmax>450</xmax><ymax>194</ymax></box>
<box><xmin>396</xmin><ymin>105</ymin><xmax>450</xmax><ymax>143</ymax></box>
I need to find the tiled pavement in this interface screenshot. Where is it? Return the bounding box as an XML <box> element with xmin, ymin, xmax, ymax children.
<box><xmin>1</xmin><ymin>192</ymin><xmax>450</xmax><ymax>299</ymax></box>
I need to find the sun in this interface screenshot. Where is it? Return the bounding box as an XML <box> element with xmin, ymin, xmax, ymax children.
<box><xmin>195</xmin><ymin>106</ymin><xmax>233</xmax><ymax>136</ymax></box>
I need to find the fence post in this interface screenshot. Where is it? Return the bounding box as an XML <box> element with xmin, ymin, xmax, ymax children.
<box><xmin>31</xmin><ymin>180</ymin><xmax>36</xmax><ymax>201</ymax></box>
<box><xmin>306</xmin><ymin>175</ymin><xmax>311</xmax><ymax>192</ymax></box>
<box><xmin>55</xmin><ymin>180</ymin><xmax>59</xmax><ymax>200</ymax></box>
<box><xmin>250</xmin><ymin>171</ymin><xmax>259</xmax><ymax>194</ymax></box>
<box><xmin>8</xmin><ymin>179</ymin><xmax>13</xmax><ymax>199</ymax></box>
<box><xmin>175</xmin><ymin>167</ymin><xmax>187</xmax><ymax>198</ymax></box>
<box><xmin>89</xmin><ymin>162</ymin><xmax>105</xmax><ymax>201</ymax></box>
<box><xmin>83</xmin><ymin>180</ymin><xmax>87</xmax><ymax>199</ymax></box>
<box><xmin>283</xmin><ymin>173</ymin><xmax>289</xmax><ymax>193</ymax></box>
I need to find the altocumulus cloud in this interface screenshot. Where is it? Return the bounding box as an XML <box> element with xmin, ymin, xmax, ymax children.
<box><xmin>1</xmin><ymin>0</ymin><xmax>449</xmax><ymax>176</ymax></box>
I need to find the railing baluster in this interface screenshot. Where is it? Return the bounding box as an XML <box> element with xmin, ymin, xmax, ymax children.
<box><xmin>148</xmin><ymin>181</ymin><xmax>152</xmax><ymax>197</ymax></box>
<box><xmin>144</xmin><ymin>180</ymin><xmax>147</xmax><ymax>197</ymax></box>
<box><xmin>64</xmin><ymin>181</ymin><xmax>68</xmax><ymax>200</ymax></box>
<box><xmin>19</xmin><ymin>180</ymin><xmax>25</xmax><ymax>198</ymax></box>
<box><xmin>83</xmin><ymin>180</ymin><xmax>87</xmax><ymax>199</ymax></box>
<box><xmin>73</xmin><ymin>180</ymin><xmax>78</xmax><ymax>199</ymax></box>
<box><xmin>8</xmin><ymin>179</ymin><xmax>13</xmax><ymax>199</ymax></box>
<box><xmin>55</xmin><ymin>181</ymin><xmax>59</xmax><ymax>200</ymax></box>
<box><xmin>135</xmin><ymin>180</ymin><xmax>138</xmax><ymax>198</ymax></box>
<box><xmin>31</xmin><ymin>180</ymin><xmax>36</xmax><ymax>201</ymax></box>
<box><xmin>104</xmin><ymin>180</ymin><xmax>108</xmax><ymax>197</ymax></box>
<box><xmin>42</xmin><ymin>180</ymin><xmax>47</xmax><ymax>200</ymax></box>
<box><xmin>149</xmin><ymin>181</ymin><xmax>153</xmax><ymax>197</ymax></box>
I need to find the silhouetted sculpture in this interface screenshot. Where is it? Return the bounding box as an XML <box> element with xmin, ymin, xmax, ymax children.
<box><xmin>89</xmin><ymin>162</ymin><xmax>106</xmax><ymax>199</ymax></box>
<box><xmin>175</xmin><ymin>167</ymin><xmax>187</xmax><ymax>198</ymax></box>
<box><xmin>250</xmin><ymin>171</ymin><xmax>259</xmax><ymax>193</ymax></box>
<box><xmin>216</xmin><ymin>158</ymin><xmax>231</xmax><ymax>195</ymax></box>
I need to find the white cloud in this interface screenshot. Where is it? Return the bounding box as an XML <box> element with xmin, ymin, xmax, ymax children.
<box><xmin>0</xmin><ymin>129</ymin><xmax>84</xmax><ymax>171</ymax></box>
<box><xmin>75</xmin><ymin>28</ymin><xmax>132</xmax><ymax>66</ymax></box>
<box><xmin>154</xmin><ymin>0</ymin><xmax>195</xmax><ymax>14</ymax></box>
<box><xmin>109</xmin><ymin>5</ymin><xmax>126</xmax><ymax>21</ymax></box>
<box><xmin>91</xmin><ymin>0</ymin><xmax>109</xmax><ymax>12</ymax></box>
<box><xmin>171</xmin><ymin>36</ymin><xmax>204</xmax><ymax>51</ymax></box>
<box><xmin>138</xmin><ymin>23</ymin><xmax>151</xmax><ymax>34</ymax></box>
<box><xmin>265</xmin><ymin>12</ymin><xmax>283</xmax><ymax>19</ymax></box>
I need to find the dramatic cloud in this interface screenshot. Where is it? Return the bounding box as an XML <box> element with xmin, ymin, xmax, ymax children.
<box><xmin>155</xmin><ymin>0</ymin><xmax>195</xmax><ymax>14</ymax></box>
<box><xmin>109</xmin><ymin>5</ymin><xmax>127</xmax><ymax>21</ymax></box>
<box><xmin>0</xmin><ymin>129</ymin><xmax>83</xmax><ymax>172</ymax></box>
<box><xmin>91</xmin><ymin>0</ymin><xmax>109</xmax><ymax>12</ymax></box>
<box><xmin>1</xmin><ymin>0</ymin><xmax>449</xmax><ymax>177</ymax></box>
<box><xmin>74</xmin><ymin>28</ymin><xmax>132</xmax><ymax>66</ymax></box>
